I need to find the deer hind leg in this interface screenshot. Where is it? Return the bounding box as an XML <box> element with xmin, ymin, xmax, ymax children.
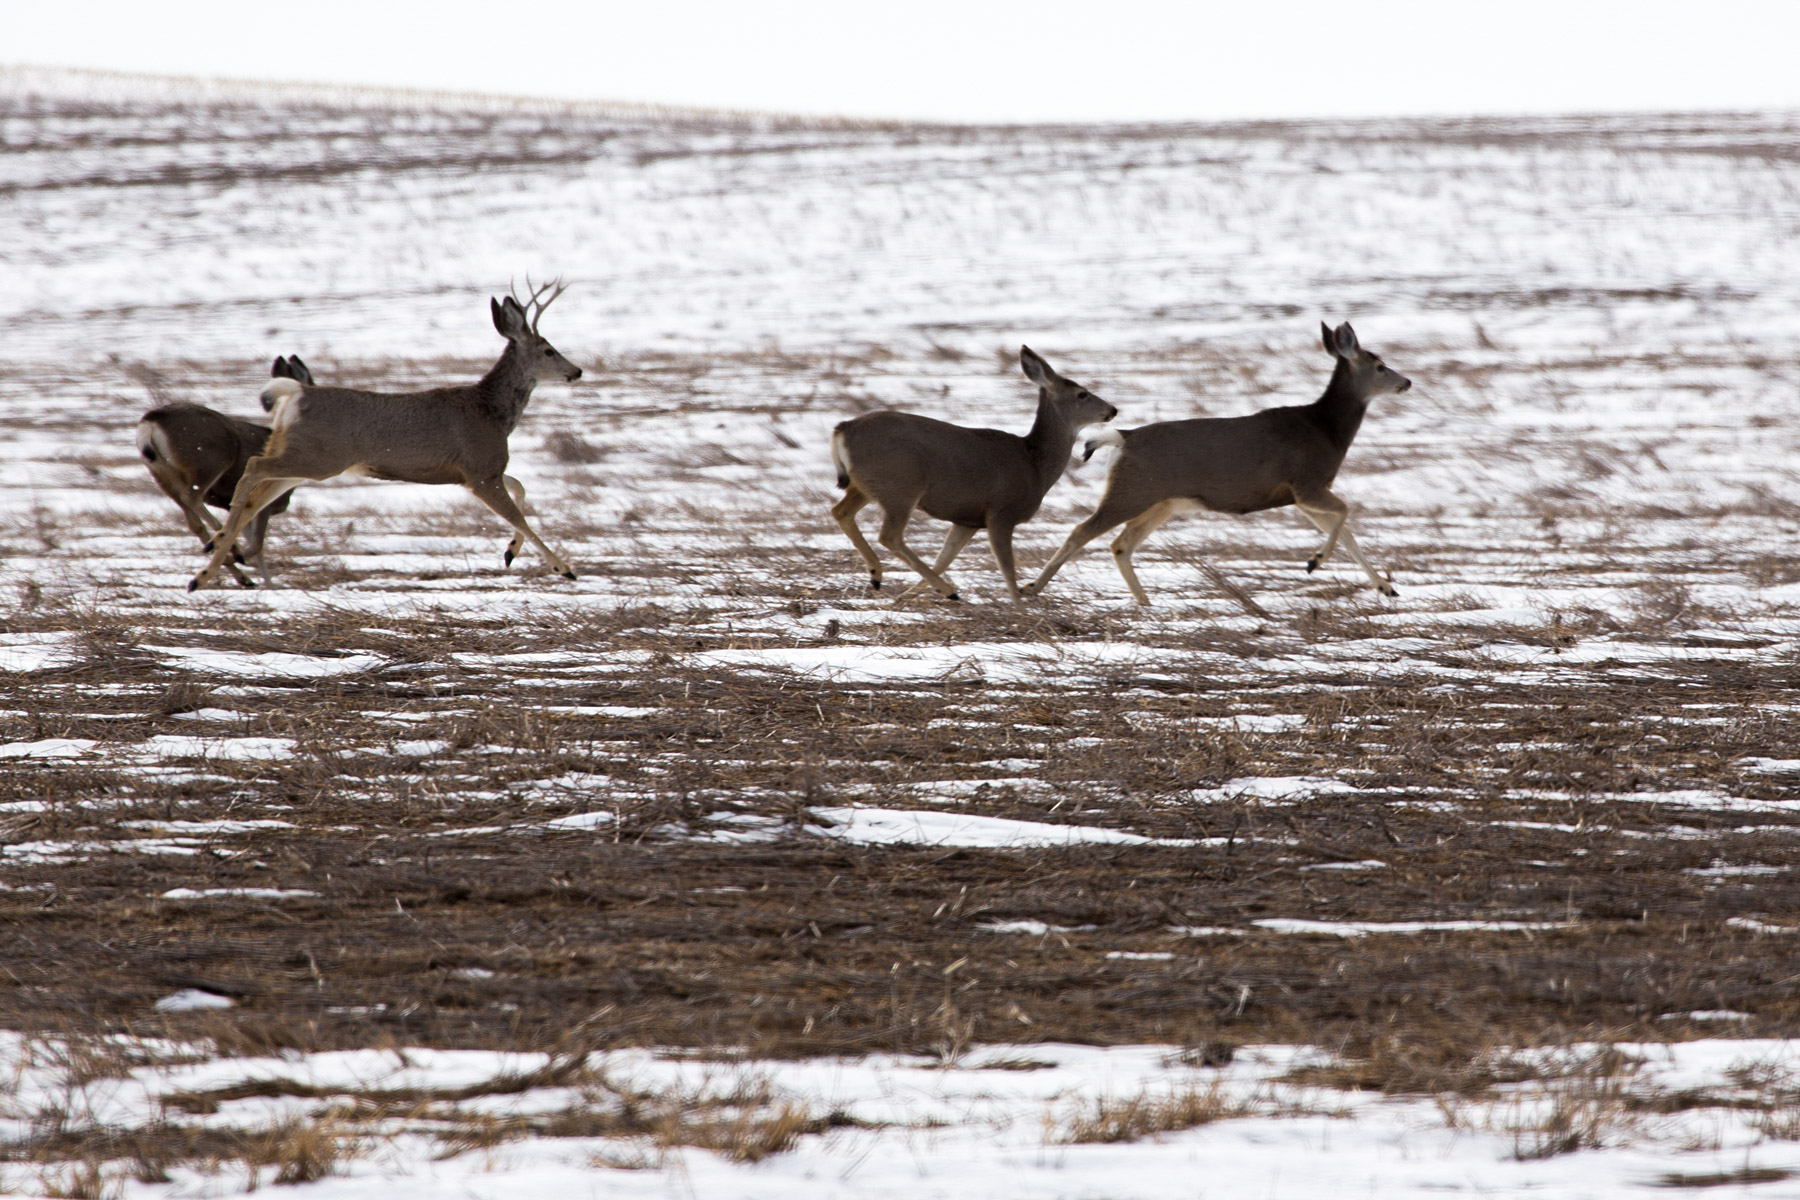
<box><xmin>145</xmin><ymin>463</ymin><xmax>256</xmax><ymax>587</ymax></box>
<box><xmin>1022</xmin><ymin>501</ymin><xmax>1140</xmax><ymax>598</ymax></box>
<box><xmin>875</xmin><ymin>504</ymin><xmax>959</xmax><ymax>599</ymax></box>
<box><xmin>897</xmin><ymin>523</ymin><xmax>980</xmax><ymax>599</ymax></box>
<box><xmin>1296</xmin><ymin>493</ymin><xmax>1396</xmax><ymax>597</ymax></box>
<box><xmin>188</xmin><ymin>469</ymin><xmax>303</xmax><ymax>591</ymax></box>
<box><xmin>1109</xmin><ymin>500</ymin><xmax>1181</xmax><ymax>606</ymax></box>
<box><xmin>830</xmin><ymin>485</ymin><xmax>885</xmax><ymax>590</ymax></box>
<box><xmin>467</xmin><ymin>476</ymin><xmax>576</xmax><ymax>580</ymax></box>
<box><xmin>147</xmin><ymin>464</ymin><xmax>220</xmax><ymax>546</ymax></box>
<box><xmin>241</xmin><ymin>506</ymin><xmax>276</xmax><ymax>587</ymax></box>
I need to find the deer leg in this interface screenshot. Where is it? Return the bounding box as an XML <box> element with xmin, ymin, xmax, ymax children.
<box><xmin>897</xmin><ymin>524</ymin><xmax>980</xmax><ymax>599</ymax></box>
<box><xmin>150</xmin><ymin>468</ymin><xmax>253</xmax><ymax>588</ymax></box>
<box><xmin>1295</xmin><ymin>499</ymin><xmax>1348</xmax><ymax>573</ymax></box>
<box><xmin>1022</xmin><ymin>506</ymin><xmax>1134</xmax><ymax>598</ymax></box>
<box><xmin>830</xmin><ymin>486</ymin><xmax>885</xmax><ymax>590</ymax></box>
<box><xmin>146</xmin><ymin>462</ymin><xmax>223</xmax><ymax>545</ymax></box>
<box><xmin>1297</xmin><ymin>495</ymin><xmax>1396</xmax><ymax>597</ymax></box>
<box><xmin>467</xmin><ymin>476</ymin><xmax>577</xmax><ymax>580</ymax></box>
<box><xmin>242</xmin><ymin>506</ymin><xmax>276</xmax><ymax>587</ymax></box>
<box><xmin>189</xmin><ymin>471</ymin><xmax>303</xmax><ymax>591</ymax></box>
<box><xmin>501</xmin><ymin>475</ymin><xmax>529</xmax><ymax>567</ymax></box>
<box><xmin>986</xmin><ymin>523</ymin><xmax>1026</xmax><ymax>604</ymax></box>
<box><xmin>1109</xmin><ymin>501</ymin><xmax>1179</xmax><ymax>606</ymax></box>
<box><xmin>1335</xmin><ymin>525</ymin><xmax>1398</xmax><ymax>598</ymax></box>
<box><xmin>875</xmin><ymin>506</ymin><xmax>959</xmax><ymax>600</ymax></box>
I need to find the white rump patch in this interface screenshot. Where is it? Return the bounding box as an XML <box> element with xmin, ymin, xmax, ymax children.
<box><xmin>260</xmin><ymin>377</ymin><xmax>304</xmax><ymax>430</ymax></box>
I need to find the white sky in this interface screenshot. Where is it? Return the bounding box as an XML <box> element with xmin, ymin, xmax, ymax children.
<box><xmin>6</xmin><ymin>0</ymin><xmax>1800</xmax><ymax>122</ymax></box>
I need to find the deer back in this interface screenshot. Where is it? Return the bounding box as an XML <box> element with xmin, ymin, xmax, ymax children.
<box><xmin>1114</xmin><ymin>406</ymin><xmax>1350</xmax><ymax>517</ymax></box>
<box><xmin>270</xmin><ymin>384</ymin><xmax>512</xmax><ymax>485</ymax></box>
<box><xmin>836</xmin><ymin>411</ymin><xmax>1046</xmax><ymax>528</ymax></box>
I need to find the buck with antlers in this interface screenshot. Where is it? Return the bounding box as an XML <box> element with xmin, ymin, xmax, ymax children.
<box><xmin>829</xmin><ymin>346</ymin><xmax>1117</xmax><ymax>603</ymax></box>
<box><xmin>1023</xmin><ymin>322</ymin><xmax>1411</xmax><ymax>605</ymax></box>
<box><xmin>137</xmin><ymin>355</ymin><xmax>314</xmax><ymax>587</ymax></box>
<box><xmin>187</xmin><ymin>284</ymin><xmax>583</xmax><ymax>591</ymax></box>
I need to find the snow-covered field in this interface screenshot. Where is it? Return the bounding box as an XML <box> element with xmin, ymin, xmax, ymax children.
<box><xmin>4</xmin><ymin>69</ymin><xmax>1800</xmax><ymax>1195</ymax></box>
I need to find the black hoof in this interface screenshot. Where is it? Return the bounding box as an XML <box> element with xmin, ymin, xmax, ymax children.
<box><xmin>1381</xmin><ymin>586</ymin><xmax>1399</xmax><ymax>598</ymax></box>
<box><xmin>503</xmin><ymin>550</ymin><xmax>515</xmax><ymax>567</ymax></box>
<box><xmin>946</xmin><ymin>592</ymin><xmax>960</xmax><ymax>602</ymax></box>
<box><xmin>236</xmin><ymin>577</ymin><xmax>256</xmax><ymax>590</ymax></box>
<box><xmin>1305</xmin><ymin>559</ymin><xmax>1320</xmax><ymax>573</ymax></box>
<box><xmin>561</xmin><ymin>570</ymin><xmax>577</xmax><ymax>581</ymax></box>
<box><xmin>870</xmin><ymin>577</ymin><xmax>882</xmax><ymax>590</ymax></box>
<box><xmin>231</xmin><ymin>549</ymin><xmax>246</xmax><ymax>565</ymax></box>
<box><xmin>187</xmin><ymin>579</ymin><xmax>201</xmax><ymax>593</ymax></box>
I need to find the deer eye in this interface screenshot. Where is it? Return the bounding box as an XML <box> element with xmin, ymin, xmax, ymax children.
<box><xmin>543</xmin><ymin>348</ymin><xmax>555</xmax><ymax>356</ymax></box>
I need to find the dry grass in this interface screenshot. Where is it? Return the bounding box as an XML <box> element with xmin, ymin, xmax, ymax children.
<box><xmin>1055</xmin><ymin>1082</ymin><xmax>1255</xmax><ymax>1144</ymax></box>
<box><xmin>0</xmin><ymin>1038</ymin><xmax>848</xmax><ymax>1183</ymax></box>
<box><xmin>7</xmin><ymin>90</ymin><xmax>1800</xmax><ymax>1181</ymax></box>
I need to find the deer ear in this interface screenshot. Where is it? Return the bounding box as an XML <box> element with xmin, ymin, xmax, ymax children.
<box><xmin>290</xmin><ymin>356</ymin><xmax>313</xmax><ymax>386</ymax></box>
<box><xmin>271</xmin><ymin>356</ymin><xmax>288</xmax><ymax>379</ymax></box>
<box><xmin>1321</xmin><ymin>323</ymin><xmax>1336</xmax><ymax>356</ymax></box>
<box><xmin>492</xmin><ymin>297</ymin><xmax>528</xmax><ymax>337</ymax></box>
<box><xmin>1019</xmin><ymin>345</ymin><xmax>1052</xmax><ymax>386</ymax></box>
<box><xmin>1334</xmin><ymin>323</ymin><xmax>1360</xmax><ymax>356</ymax></box>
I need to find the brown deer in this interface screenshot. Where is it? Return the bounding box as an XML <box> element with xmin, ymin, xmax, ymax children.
<box><xmin>136</xmin><ymin>356</ymin><xmax>314</xmax><ymax>587</ymax></box>
<box><xmin>187</xmin><ymin>284</ymin><xmax>582</xmax><ymax>591</ymax></box>
<box><xmin>1023</xmin><ymin>322</ymin><xmax>1410</xmax><ymax>605</ymax></box>
<box><xmin>829</xmin><ymin>346</ymin><xmax>1117</xmax><ymax>602</ymax></box>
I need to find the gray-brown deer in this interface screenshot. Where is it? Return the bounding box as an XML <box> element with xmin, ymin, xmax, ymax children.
<box><xmin>829</xmin><ymin>346</ymin><xmax>1117</xmax><ymax>602</ymax></box>
<box><xmin>137</xmin><ymin>355</ymin><xmax>314</xmax><ymax>587</ymax></box>
<box><xmin>1023</xmin><ymin>322</ymin><xmax>1410</xmax><ymax>605</ymax></box>
<box><xmin>187</xmin><ymin>284</ymin><xmax>582</xmax><ymax>591</ymax></box>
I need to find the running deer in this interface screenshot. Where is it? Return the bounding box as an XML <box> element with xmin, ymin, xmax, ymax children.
<box><xmin>137</xmin><ymin>356</ymin><xmax>315</xmax><ymax>587</ymax></box>
<box><xmin>186</xmin><ymin>284</ymin><xmax>583</xmax><ymax>591</ymax></box>
<box><xmin>1023</xmin><ymin>322</ymin><xmax>1410</xmax><ymax>605</ymax></box>
<box><xmin>829</xmin><ymin>346</ymin><xmax>1117</xmax><ymax>602</ymax></box>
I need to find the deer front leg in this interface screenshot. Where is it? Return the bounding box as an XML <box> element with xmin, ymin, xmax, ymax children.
<box><xmin>501</xmin><ymin>475</ymin><xmax>529</xmax><ymax>567</ymax></box>
<box><xmin>467</xmin><ymin>476</ymin><xmax>576</xmax><ymax>580</ymax></box>
<box><xmin>1296</xmin><ymin>495</ymin><xmax>1396</xmax><ymax>597</ymax></box>
<box><xmin>1295</xmin><ymin>497</ymin><xmax>1347</xmax><ymax>574</ymax></box>
<box><xmin>986</xmin><ymin>522</ymin><xmax>1025</xmax><ymax>605</ymax></box>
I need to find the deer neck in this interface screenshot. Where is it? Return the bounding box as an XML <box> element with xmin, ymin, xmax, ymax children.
<box><xmin>1308</xmin><ymin>360</ymin><xmax>1369</xmax><ymax>452</ymax></box>
<box><xmin>1022</xmin><ymin>393</ymin><xmax>1076</xmax><ymax>488</ymax></box>
<box><xmin>476</xmin><ymin>339</ymin><xmax>537</xmax><ymax>430</ymax></box>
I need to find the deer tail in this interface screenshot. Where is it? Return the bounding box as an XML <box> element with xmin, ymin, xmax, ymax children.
<box><xmin>1081</xmin><ymin>426</ymin><xmax>1124</xmax><ymax>463</ymax></box>
<box><xmin>830</xmin><ymin>427</ymin><xmax>852</xmax><ymax>490</ymax></box>
<box><xmin>260</xmin><ymin>377</ymin><xmax>304</xmax><ymax>424</ymax></box>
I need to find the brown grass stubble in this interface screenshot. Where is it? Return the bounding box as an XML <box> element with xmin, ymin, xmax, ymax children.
<box><xmin>4</xmin><ymin>603</ymin><xmax>1800</xmax><ymax>1074</ymax></box>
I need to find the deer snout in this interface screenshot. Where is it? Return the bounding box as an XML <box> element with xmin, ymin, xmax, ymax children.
<box><xmin>1396</xmin><ymin>377</ymin><xmax>1412</xmax><ymax>393</ymax></box>
<box><xmin>1104</xmin><ymin>403</ymin><xmax>1119</xmax><ymax>421</ymax></box>
<box><xmin>566</xmin><ymin>366</ymin><xmax>583</xmax><ymax>382</ymax></box>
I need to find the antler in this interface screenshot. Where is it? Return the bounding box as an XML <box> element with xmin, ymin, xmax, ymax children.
<box><xmin>513</xmin><ymin>276</ymin><xmax>568</xmax><ymax>335</ymax></box>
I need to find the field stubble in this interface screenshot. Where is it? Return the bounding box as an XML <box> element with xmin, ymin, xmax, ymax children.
<box><xmin>4</xmin><ymin>83</ymin><xmax>1800</xmax><ymax>1186</ymax></box>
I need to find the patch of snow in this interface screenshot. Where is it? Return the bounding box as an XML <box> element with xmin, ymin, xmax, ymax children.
<box><xmin>1252</xmin><ymin>919</ymin><xmax>1573</xmax><ymax>937</ymax></box>
<box><xmin>808</xmin><ymin>806</ymin><xmax>1197</xmax><ymax>848</ymax></box>
<box><xmin>152</xmin><ymin>989</ymin><xmax>235</xmax><ymax>1012</ymax></box>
